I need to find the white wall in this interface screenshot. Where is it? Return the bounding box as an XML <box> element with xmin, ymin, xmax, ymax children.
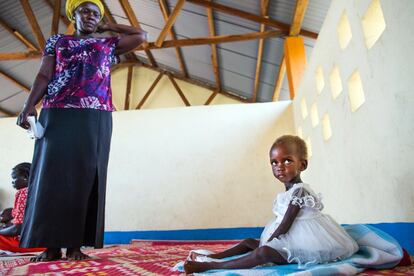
<box><xmin>292</xmin><ymin>0</ymin><xmax>414</xmax><ymax>224</ymax></box>
<box><xmin>0</xmin><ymin>102</ymin><xmax>294</xmax><ymax>231</ymax></box>
<box><xmin>107</xmin><ymin>102</ymin><xmax>294</xmax><ymax>230</ymax></box>
<box><xmin>0</xmin><ymin>120</ymin><xmax>34</xmax><ymax>209</ymax></box>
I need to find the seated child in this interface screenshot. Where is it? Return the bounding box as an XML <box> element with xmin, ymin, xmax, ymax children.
<box><xmin>0</xmin><ymin>208</ymin><xmax>13</xmax><ymax>229</ymax></box>
<box><xmin>0</xmin><ymin>163</ymin><xmax>44</xmax><ymax>253</ymax></box>
<box><xmin>184</xmin><ymin>135</ymin><xmax>358</xmax><ymax>274</ymax></box>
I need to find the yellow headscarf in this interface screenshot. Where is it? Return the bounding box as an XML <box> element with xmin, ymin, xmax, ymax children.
<box><xmin>65</xmin><ymin>0</ymin><xmax>105</xmax><ymax>23</ymax></box>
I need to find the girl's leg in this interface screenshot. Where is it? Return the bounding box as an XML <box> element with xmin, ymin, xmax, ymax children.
<box><xmin>30</xmin><ymin>248</ymin><xmax>62</xmax><ymax>262</ymax></box>
<box><xmin>66</xmin><ymin>247</ymin><xmax>90</xmax><ymax>261</ymax></box>
<box><xmin>190</xmin><ymin>238</ymin><xmax>259</xmax><ymax>260</ymax></box>
<box><xmin>184</xmin><ymin>246</ymin><xmax>286</xmax><ymax>274</ymax></box>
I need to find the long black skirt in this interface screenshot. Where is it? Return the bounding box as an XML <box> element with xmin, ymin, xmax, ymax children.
<box><xmin>20</xmin><ymin>108</ymin><xmax>112</xmax><ymax>248</ymax></box>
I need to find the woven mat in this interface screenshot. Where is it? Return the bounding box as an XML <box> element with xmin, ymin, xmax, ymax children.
<box><xmin>0</xmin><ymin>240</ymin><xmax>236</xmax><ymax>275</ymax></box>
<box><xmin>0</xmin><ymin>240</ymin><xmax>413</xmax><ymax>275</ymax></box>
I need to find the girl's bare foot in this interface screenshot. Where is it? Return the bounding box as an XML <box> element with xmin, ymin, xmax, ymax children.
<box><xmin>184</xmin><ymin>260</ymin><xmax>216</xmax><ymax>274</ymax></box>
<box><xmin>189</xmin><ymin>251</ymin><xmax>208</xmax><ymax>261</ymax></box>
<box><xmin>66</xmin><ymin>247</ymin><xmax>90</xmax><ymax>261</ymax></box>
<box><xmin>30</xmin><ymin>248</ymin><xmax>62</xmax><ymax>262</ymax></box>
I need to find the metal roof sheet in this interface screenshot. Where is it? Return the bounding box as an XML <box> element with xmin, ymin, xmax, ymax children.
<box><xmin>0</xmin><ymin>0</ymin><xmax>331</xmax><ymax>116</ymax></box>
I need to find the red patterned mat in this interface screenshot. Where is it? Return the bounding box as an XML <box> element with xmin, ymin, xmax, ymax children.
<box><xmin>0</xmin><ymin>241</ymin><xmax>413</xmax><ymax>275</ymax></box>
<box><xmin>0</xmin><ymin>240</ymin><xmax>237</xmax><ymax>275</ymax></box>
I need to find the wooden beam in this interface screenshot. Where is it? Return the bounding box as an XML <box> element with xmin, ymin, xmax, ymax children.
<box><xmin>45</xmin><ymin>0</ymin><xmax>70</xmax><ymax>26</ymax></box>
<box><xmin>0</xmin><ymin>51</ymin><xmax>42</xmax><ymax>61</ymax></box>
<box><xmin>204</xmin><ymin>90</ymin><xmax>218</xmax><ymax>105</ymax></box>
<box><xmin>138</xmin><ymin>30</ymin><xmax>284</xmax><ymax>50</ymax></box>
<box><xmin>135</xmin><ymin>72</ymin><xmax>163</xmax><ymax>109</ymax></box>
<box><xmin>155</xmin><ymin>0</ymin><xmax>185</xmax><ymax>47</ymax></box>
<box><xmin>20</xmin><ymin>0</ymin><xmax>46</xmax><ymax>49</ymax></box>
<box><xmin>101</xmin><ymin>0</ymin><xmax>116</xmax><ymax>23</ymax></box>
<box><xmin>272</xmin><ymin>0</ymin><xmax>309</xmax><ymax>101</ymax></box>
<box><xmin>284</xmin><ymin>37</ymin><xmax>306</xmax><ymax>99</ymax></box>
<box><xmin>272</xmin><ymin>56</ymin><xmax>286</xmax><ymax>101</ymax></box>
<box><xmin>289</xmin><ymin>0</ymin><xmax>309</xmax><ymax>36</ymax></box>
<box><xmin>0</xmin><ymin>19</ymin><xmax>38</xmax><ymax>51</ymax></box>
<box><xmin>186</xmin><ymin>0</ymin><xmax>318</xmax><ymax>39</ymax></box>
<box><xmin>119</xmin><ymin>0</ymin><xmax>140</xmax><ymax>27</ymax></box>
<box><xmin>167</xmin><ymin>74</ymin><xmax>190</xmax><ymax>106</ymax></box>
<box><xmin>252</xmin><ymin>0</ymin><xmax>270</xmax><ymax>102</ymax></box>
<box><xmin>0</xmin><ymin>107</ymin><xmax>16</xmax><ymax>117</ymax></box>
<box><xmin>0</xmin><ymin>70</ymin><xmax>30</xmax><ymax>92</ymax></box>
<box><xmin>114</xmin><ymin>60</ymin><xmax>249</xmax><ymax>103</ymax></box>
<box><xmin>124</xmin><ymin>66</ymin><xmax>134</xmax><ymax>109</ymax></box>
<box><xmin>51</xmin><ymin>0</ymin><xmax>61</xmax><ymax>35</ymax></box>
<box><xmin>118</xmin><ymin>0</ymin><xmax>157</xmax><ymax>66</ymax></box>
<box><xmin>158</xmin><ymin>0</ymin><xmax>189</xmax><ymax>78</ymax></box>
<box><xmin>206</xmin><ymin>0</ymin><xmax>221</xmax><ymax>92</ymax></box>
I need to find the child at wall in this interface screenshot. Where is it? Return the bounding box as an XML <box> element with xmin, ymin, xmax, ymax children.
<box><xmin>184</xmin><ymin>135</ymin><xmax>358</xmax><ymax>274</ymax></box>
<box><xmin>0</xmin><ymin>163</ymin><xmax>43</xmax><ymax>253</ymax></box>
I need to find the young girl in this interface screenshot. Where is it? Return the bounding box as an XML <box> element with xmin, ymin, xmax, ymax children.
<box><xmin>0</xmin><ymin>163</ymin><xmax>44</xmax><ymax>253</ymax></box>
<box><xmin>184</xmin><ymin>135</ymin><xmax>358</xmax><ymax>274</ymax></box>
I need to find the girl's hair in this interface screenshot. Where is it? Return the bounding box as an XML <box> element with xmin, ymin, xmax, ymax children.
<box><xmin>12</xmin><ymin>162</ymin><xmax>31</xmax><ymax>178</ymax></box>
<box><xmin>270</xmin><ymin>135</ymin><xmax>308</xmax><ymax>160</ymax></box>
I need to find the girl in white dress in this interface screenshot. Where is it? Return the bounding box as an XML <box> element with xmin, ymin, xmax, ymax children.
<box><xmin>184</xmin><ymin>135</ymin><xmax>358</xmax><ymax>274</ymax></box>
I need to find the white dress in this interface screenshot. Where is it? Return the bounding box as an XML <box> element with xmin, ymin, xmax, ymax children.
<box><xmin>259</xmin><ymin>183</ymin><xmax>358</xmax><ymax>267</ymax></box>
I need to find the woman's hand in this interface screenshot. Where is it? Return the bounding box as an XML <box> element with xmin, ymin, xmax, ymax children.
<box><xmin>96</xmin><ymin>22</ymin><xmax>110</xmax><ymax>33</ymax></box>
<box><xmin>17</xmin><ymin>105</ymin><xmax>37</xmax><ymax>129</ymax></box>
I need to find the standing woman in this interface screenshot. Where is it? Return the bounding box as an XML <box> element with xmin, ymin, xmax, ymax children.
<box><xmin>16</xmin><ymin>0</ymin><xmax>147</xmax><ymax>261</ymax></box>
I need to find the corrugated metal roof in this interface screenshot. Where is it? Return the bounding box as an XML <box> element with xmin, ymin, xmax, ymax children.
<box><xmin>0</xmin><ymin>0</ymin><xmax>331</xmax><ymax>117</ymax></box>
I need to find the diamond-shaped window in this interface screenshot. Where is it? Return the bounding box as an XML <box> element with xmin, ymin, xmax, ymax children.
<box><xmin>305</xmin><ymin>137</ymin><xmax>313</xmax><ymax>158</ymax></box>
<box><xmin>310</xmin><ymin>103</ymin><xmax>319</xmax><ymax>128</ymax></box>
<box><xmin>315</xmin><ymin>66</ymin><xmax>325</xmax><ymax>94</ymax></box>
<box><xmin>301</xmin><ymin>97</ymin><xmax>308</xmax><ymax>119</ymax></box>
<box><xmin>348</xmin><ymin>70</ymin><xmax>365</xmax><ymax>112</ymax></box>
<box><xmin>330</xmin><ymin>65</ymin><xmax>343</xmax><ymax>99</ymax></box>
<box><xmin>322</xmin><ymin>113</ymin><xmax>332</xmax><ymax>141</ymax></box>
<box><xmin>362</xmin><ymin>0</ymin><xmax>386</xmax><ymax>49</ymax></box>
<box><xmin>337</xmin><ymin>11</ymin><xmax>352</xmax><ymax>50</ymax></box>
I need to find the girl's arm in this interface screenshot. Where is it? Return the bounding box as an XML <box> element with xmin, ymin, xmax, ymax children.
<box><xmin>267</xmin><ymin>204</ymin><xmax>300</xmax><ymax>241</ymax></box>
<box><xmin>98</xmin><ymin>22</ymin><xmax>147</xmax><ymax>55</ymax></box>
<box><xmin>0</xmin><ymin>224</ymin><xmax>22</xmax><ymax>236</ymax></box>
<box><xmin>16</xmin><ymin>56</ymin><xmax>55</xmax><ymax>129</ymax></box>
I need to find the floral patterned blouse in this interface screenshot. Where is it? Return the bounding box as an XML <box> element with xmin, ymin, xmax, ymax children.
<box><xmin>42</xmin><ymin>34</ymin><xmax>120</xmax><ymax>111</ymax></box>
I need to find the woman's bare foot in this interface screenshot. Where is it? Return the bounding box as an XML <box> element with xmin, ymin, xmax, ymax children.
<box><xmin>66</xmin><ymin>247</ymin><xmax>90</xmax><ymax>261</ymax></box>
<box><xmin>188</xmin><ymin>251</ymin><xmax>208</xmax><ymax>261</ymax></box>
<box><xmin>30</xmin><ymin>248</ymin><xmax>62</xmax><ymax>262</ymax></box>
<box><xmin>184</xmin><ymin>260</ymin><xmax>216</xmax><ymax>274</ymax></box>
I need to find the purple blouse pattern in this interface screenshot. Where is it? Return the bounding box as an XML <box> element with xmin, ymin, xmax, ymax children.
<box><xmin>42</xmin><ymin>34</ymin><xmax>120</xmax><ymax>111</ymax></box>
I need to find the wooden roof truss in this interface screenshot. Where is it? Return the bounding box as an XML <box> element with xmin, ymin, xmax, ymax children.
<box><xmin>0</xmin><ymin>0</ymin><xmax>316</xmax><ymax>116</ymax></box>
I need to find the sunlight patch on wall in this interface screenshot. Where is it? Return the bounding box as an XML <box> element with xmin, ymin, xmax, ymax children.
<box><xmin>322</xmin><ymin>113</ymin><xmax>332</xmax><ymax>141</ymax></box>
<box><xmin>330</xmin><ymin>65</ymin><xmax>343</xmax><ymax>100</ymax></box>
<box><xmin>337</xmin><ymin>11</ymin><xmax>352</xmax><ymax>50</ymax></box>
<box><xmin>362</xmin><ymin>0</ymin><xmax>386</xmax><ymax>49</ymax></box>
<box><xmin>301</xmin><ymin>97</ymin><xmax>308</xmax><ymax>119</ymax></box>
<box><xmin>348</xmin><ymin>70</ymin><xmax>366</xmax><ymax>112</ymax></box>
<box><xmin>305</xmin><ymin>137</ymin><xmax>312</xmax><ymax>158</ymax></box>
<box><xmin>310</xmin><ymin>103</ymin><xmax>319</xmax><ymax>128</ymax></box>
<box><xmin>315</xmin><ymin>66</ymin><xmax>325</xmax><ymax>95</ymax></box>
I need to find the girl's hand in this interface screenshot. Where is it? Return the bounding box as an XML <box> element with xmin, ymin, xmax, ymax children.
<box><xmin>17</xmin><ymin>105</ymin><xmax>37</xmax><ymax>129</ymax></box>
<box><xmin>267</xmin><ymin>234</ymin><xmax>278</xmax><ymax>242</ymax></box>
